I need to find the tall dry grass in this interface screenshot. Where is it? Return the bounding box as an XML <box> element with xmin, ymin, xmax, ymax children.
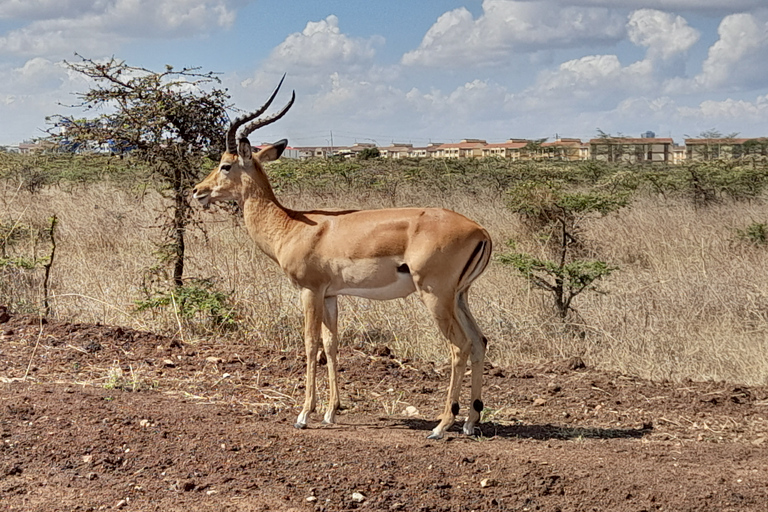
<box><xmin>1</xmin><ymin>167</ymin><xmax>767</xmax><ymax>385</ymax></box>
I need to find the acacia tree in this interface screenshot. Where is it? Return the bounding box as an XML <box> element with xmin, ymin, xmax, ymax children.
<box><xmin>498</xmin><ymin>180</ymin><xmax>627</xmax><ymax>320</ymax></box>
<box><xmin>49</xmin><ymin>56</ymin><xmax>229</xmax><ymax>287</ymax></box>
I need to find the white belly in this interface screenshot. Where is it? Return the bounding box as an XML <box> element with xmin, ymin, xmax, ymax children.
<box><xmin>334</xmin><ymin>271</ymin><xmax>416</xmax><ymax>300</ymax></box>
<box><xmin>327</xmin><ymin>257</ymin><xmax>416</xmax><ymax>300</ymax></box>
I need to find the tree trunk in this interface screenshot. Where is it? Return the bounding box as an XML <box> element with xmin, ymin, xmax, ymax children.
<box><xmin>172</xmin><ymin>167</ymin><xmax>187</xmax><ymax>288</ymax></box>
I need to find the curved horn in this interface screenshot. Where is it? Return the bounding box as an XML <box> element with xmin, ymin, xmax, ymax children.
<box><xmin>225</xmin><ymin>74</ymin><xmax>287</xmax><ymax>153</ymax></box>
<box><xmin>239</xmin><ymin>90</ymin><xmax>295</xmax><ymax>141</ymax></box>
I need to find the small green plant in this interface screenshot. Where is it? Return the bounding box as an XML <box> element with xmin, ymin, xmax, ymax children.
<box><xmin>736</xmin><ymin>222</ymin><xmax>768</xmax><ymax>246</ymax></box>
<box><xmin>103</xmin><ymin>363</ymin><xmax>155</xmax><ymax>392</ymax></box>
<box><xmin>135</xmin><ymin>277</ymin><xmax>238</xmax><ymax>329</ymax></box>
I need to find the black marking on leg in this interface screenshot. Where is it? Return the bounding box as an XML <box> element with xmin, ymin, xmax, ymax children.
<box><xmin>473</xmin><ymin>399</ymin><xmax>484</xmax><ymax>412</ymax></box>
<box><xmin>451</xmin><ymin>402</ymin><xmax>460</xmax><ymax>416</ymax></box>
<box><xmin>481</xmin><ymin>336</ymin><xmax>488</xmax><ymax>348</ymax></box>
<box><xmin>396</xmin><ymin>263</ymin><xmax>410</xmax><ymax>274</ymax></box>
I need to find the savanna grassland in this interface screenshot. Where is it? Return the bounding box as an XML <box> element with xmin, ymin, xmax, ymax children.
<box><xmin>3</xmin><ymin>152</ymin><xmax>768</xmax><ymax>511</ymax></box>
<box><xmin>1</xmin><ymin>152</ymin><xmax>768</xmax><ymax>385</ymax></box>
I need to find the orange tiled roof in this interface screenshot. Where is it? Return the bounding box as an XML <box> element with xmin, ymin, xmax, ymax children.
<box><xmin>589</xmin><ymin>137</ymin><xmax>674</xmax><ymax>144</ymax></box>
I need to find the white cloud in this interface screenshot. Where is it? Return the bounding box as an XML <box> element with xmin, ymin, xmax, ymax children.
<box><xmin>0</xmin><ymin>0</ymin><xmax>236</xmax><ymax>57</ymax></box>
<box><xmin>268</xmin><ymin>15</ymin><xmax>382</xmax><ymax>70</ymax></box>
<box><xmin>549</xmin><ymin>0</ymin><xmax>768</xmax><ymax>11</ymax></box>
<box><xmin>402</xmin><ymin>0</ymin><xmax>625</xmax><ymax>68</ymax></box>
<box><xmin>515</xmin><ymin>54</ymin><xmax>655</xmax><ymax>113</ymax></box>
<box><xmin>678</xmin><ymin>95</ymin><xmax>768</xmax><ymax>121</ymax></box>
<box><xmin>694</xmin><ymin>13</ymin><xmax>768</xmax><ymax>91</ymax></box>
<box><xmin>627</xmin><ymin>9</ymin><xmax>699</xmax><ymax>60</ymax></box>
<box><xmin>0</xmin><ymin>57</ymin><xmax>83</xmax><ymax>142</ymax></box>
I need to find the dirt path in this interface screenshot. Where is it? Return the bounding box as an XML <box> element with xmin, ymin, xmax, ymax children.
<box><xmin>1</xmin><ymin>312</ymin><xmax>767</xmax><ymax>511</ymax></box>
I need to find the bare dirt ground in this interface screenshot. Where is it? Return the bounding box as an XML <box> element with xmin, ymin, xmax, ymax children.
<box><xmin>1</xmin><ymin>310</ymin><xmax>768</xmax><ymax>511</ymax></box>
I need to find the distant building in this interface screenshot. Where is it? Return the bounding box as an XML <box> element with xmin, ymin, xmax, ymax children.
<box><xmin>590</xmin><ymin>137</ymin><xmax>674</xmax><ymax>163</ymax></box>
<box><xmin>433</xmin><ymin>139</ymin><xmax>487</xmax><ymax>159</ymax></box>
<box><xmin>684</xmin><ymin>138</ymin><xmax>768</xmax><ymax>161</ymax></box>
<box><xmin>482</xmin><ymin>139</ymin><xmax>528</xmax><ymax>160</ymax></box>
<box><xmin>540</xmin><ymin>138</ymin><xmax>589</xmax><ymax>161</ymax></box>
<box><xmin>379</xmin><ymin>143</ymin><xmax>414</xmax><ymax>159</ymax></box>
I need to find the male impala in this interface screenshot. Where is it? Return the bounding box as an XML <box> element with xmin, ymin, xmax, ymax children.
<box><xmin>192</xmin><ymin>78</ymin><xmax>492</xmax><ymax>439</ymax></box>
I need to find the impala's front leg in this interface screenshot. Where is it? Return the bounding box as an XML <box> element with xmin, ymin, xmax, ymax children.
<box><xmin>322</xmin><ymin>296</ymin><xmax>341</xmax><ymax>424</ymax></box>
<box><xmin>296</xmin><ymin>288</ymin><xmax>324</xmax><ymax>429</ymax></box>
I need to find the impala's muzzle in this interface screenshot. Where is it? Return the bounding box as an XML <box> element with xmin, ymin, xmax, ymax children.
<box><xmin>192</xmin><ymin>188</ymin><xmax>210</xmax><ymax>207</ymax></box>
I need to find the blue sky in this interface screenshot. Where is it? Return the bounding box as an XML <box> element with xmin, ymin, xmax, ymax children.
<box><xmin>2</xmin><ymin>1</ymin><xmax>768</xmax><ymax>147</ymax></box>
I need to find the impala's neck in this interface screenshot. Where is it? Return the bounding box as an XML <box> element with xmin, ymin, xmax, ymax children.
<box><xmin>239</xmin><ymin>166</ymin><xmax>293</xmax><ymax>262</ymax></box>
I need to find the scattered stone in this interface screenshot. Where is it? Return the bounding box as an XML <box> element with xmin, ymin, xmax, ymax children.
<box><xmin>163</xmin><ymin>359</ymin><xmax>176</xmax><ymax>368</ymax></box>
<box><xmin>115</xmin><ymin>499</ymin><xmax>127</xmax><ymax>509</ymax></box>
<box><xmin>139</xmin><ymin>419</ymin><xmax>151</xmax><ymax>428</ymax></box>
<box><xmin>82</xmin><ymin>454</ymin><xmax>93</xmax><ymax>464</ymax></box>
<box><xmin>351</xmin><ymin>492</ymin><xmax>366</xmax><ymax>503</ymax></box>
<box><xmin>480</xmin><ymin>478</ymin><xmax>497</xmax><ymax>488</ymax></box>
<box><xmin>532</xmin><ymin>398</ymin><xmax>547</xmax><ymax>406</ymax></box>
<box><xmin>306</xmin><ymin>496</ymin><xmax>318</xmax><ymax>503</ymax></box>
<box><xmin>403</xmin><ymin>405</ymin><xmax>420</xmax><ymax>417</ymax></box>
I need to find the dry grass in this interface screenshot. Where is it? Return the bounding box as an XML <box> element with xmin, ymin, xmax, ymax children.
<box><xmin>1</xmin><ymin>173</ymin><xmax>767</xmax><ymax>385</ymax></box>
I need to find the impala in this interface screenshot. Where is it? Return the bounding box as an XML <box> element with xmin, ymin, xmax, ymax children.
<box><xmin>192</xmin><ymin>78</ymin><xmax>492</xmax><ymax>439</ymax></box>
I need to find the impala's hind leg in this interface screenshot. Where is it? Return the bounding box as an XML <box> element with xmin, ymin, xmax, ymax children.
<box><xmin>419</xmin><ymin>290</ymin><xmax>471</xmax><ymax>440</ymax></box>
<box><xmin>457</xmin><ymin>290</ymin><xmax>486</xmax><ymax>435</ymax></box>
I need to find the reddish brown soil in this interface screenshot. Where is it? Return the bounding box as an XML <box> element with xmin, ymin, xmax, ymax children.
<box><xmin>1</xmin><ymin>311</ymin><xmax>767</xmax><ymax>511</ymax></box>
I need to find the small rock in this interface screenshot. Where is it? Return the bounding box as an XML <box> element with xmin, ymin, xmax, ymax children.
<box><xmin>351</xmin><ymin>492</ymin><xmax>366</xmax><ymax>503</ymax></box>
<box><xmin>139</xmin><ymin>419</ymin><xmax>151</xmax><ymax>428</ymax></box>
<box><xmin>206</xmin><ymin>490</ymin><xmax>218</xmax><ymax>496</ymax></box>
<box><xmin>306</xmin><ymin>496</ymin><xmax>318</xmax><ymax>503</ymax></box>
<box><xmin>163</xmin><ymin>359</ymin><xmax>176</xmax><ymax>368</ymax></box>
<box><xmin>532</xmin><ymin>398</ymin><xmax>547</xmax><ymax>406</ymax></box>
<box><xmin>82</xmin><ymin>454</ymin><xmax>93</xmax><ymax>464</ymax></box>
<box><xmin>403</xmin><ymin>405</ymin><xmax>420</xmax><ymax>417</ymax></box>
<box><xmin>115</xmin><ymin>499</ymin><xmax>127</xmax><ymax>509</ymax></box>
<box><xmin>480</xmin><ymin>478</ymin><xmax>497</xmax><ymax>488</ymax></box>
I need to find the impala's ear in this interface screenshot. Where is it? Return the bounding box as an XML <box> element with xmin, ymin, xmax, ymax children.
<box><xmin>255</xmin><ymin>139</ymin><xmax>288</xmax><ymax>163</ymax></box>
<box><xmin>237</xmin><ymin>137</ymin><xmax>253</xmax><ymax>160</ymax></box>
